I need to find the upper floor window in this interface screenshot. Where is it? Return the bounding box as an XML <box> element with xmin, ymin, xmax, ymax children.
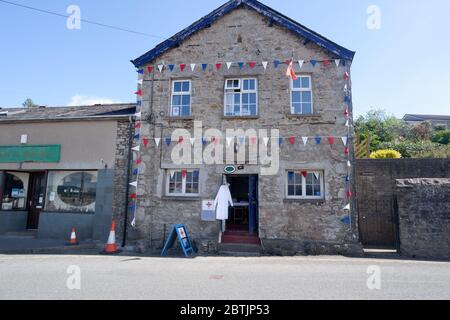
<box><xmin>171</xmin><ymin>80</ymin><xmax>191</xmax><ymax>117</ymax></box>
<box><xmin>224</xmin><ymin>78</ymin><xmax>257</xmax><ymax>116</ymax></box>
<box><xmin>291</xmin><ymin>75</ymin><xmax>313</xmax><ymax>115</ymax></box>
<box><xmin>286</xmin><ymin>171</ymin><xmax>324</xmax><ymax>199</ymax></box>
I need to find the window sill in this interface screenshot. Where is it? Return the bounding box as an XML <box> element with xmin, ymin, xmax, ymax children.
<box><xmin>222</xmin><ymin>115</ymin><xmax>260</xmax><ymax>120</ymax></box>
<box><xmin>165</xmin><ymin>116</ymin><xmax>195</xmax><ymax>121</ymax></box>
<box><xmin>286</xmin><ymin>113</ymin><xmax>321</xmax><ymax>119</ymax></box>
<box><xmin>162</xmin><ymin>196</ymin><xmax>201</xmax><ymax>201</ymax></box>
<box><xmin>284</xmin><ymin>198</ymin><xmax>325</xmax><ymax>204</ymax></box>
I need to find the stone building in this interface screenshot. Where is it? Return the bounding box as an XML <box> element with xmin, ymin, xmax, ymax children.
<box><xmin>0</xmin><ymin>104</ymin><xmax>135</xmax><ymax>242</ymax></box>
<box><xmin>128</xmin><ymin>0</ymin><xmax>362</xmax><ymax>255</ymax></box>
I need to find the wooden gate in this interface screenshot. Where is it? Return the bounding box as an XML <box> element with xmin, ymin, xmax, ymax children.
<box><xmin>357</xmin><ymin>174</ymin><xmax>399</xmax><ymax>249</ymax></box>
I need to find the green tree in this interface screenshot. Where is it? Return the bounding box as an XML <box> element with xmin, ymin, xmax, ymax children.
<box><xmin>22</xmin><ymin>98</ymin><xmax>38</xmax><ymax>108</ymax></box>
<box><xmin>432</xmin><ymin>130</ymin><xmax>450</xmax><ymax>145</ymax></box>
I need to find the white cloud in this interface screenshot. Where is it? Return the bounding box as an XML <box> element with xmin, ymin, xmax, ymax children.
<box><xmin>67</xmin><ymin>95</ymin><xmax>120</xmax><ymax>106</ymax></box>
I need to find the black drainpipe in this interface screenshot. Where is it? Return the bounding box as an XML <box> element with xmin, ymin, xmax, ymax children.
<box><xmin>122</xmin><ymin>115</ymin><xmax>134</xmax><ymax>247</ymax></box>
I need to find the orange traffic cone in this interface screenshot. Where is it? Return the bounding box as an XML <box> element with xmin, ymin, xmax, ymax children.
<box><xmin>68</xmin><ymin>227</ymin><xmax>78</xmax><ymax>246</ymax></box>
<box><xmin>103</xmin><ymin>220</ymin><xmax>119</xmax><ymax>254</ymax></box>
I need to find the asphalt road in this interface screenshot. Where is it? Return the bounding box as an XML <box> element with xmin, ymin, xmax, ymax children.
<box><xmin>0</xmin><ymin>254</ymin><xmax>449</xmax><ymax>300</ymax></box>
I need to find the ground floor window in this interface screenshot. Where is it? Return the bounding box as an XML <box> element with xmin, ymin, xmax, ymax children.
<box><xmin>166</xmin><ymin>169</ymin><xmax>199</xmax><ymax>196</ymax></box>
<box><xmin>286</xmin><ymin>171</ymin><xmax>324</xmax><ymax>199</ymax></box>
<box><xmin>45</xmin><ymin>171</ymin><xmax>97</xmax><ymax>213</ymax></box>
<box><xmin>1</xmin><ymin>172</ymin><xmax>29</xmax><ymax>210</ymax></box>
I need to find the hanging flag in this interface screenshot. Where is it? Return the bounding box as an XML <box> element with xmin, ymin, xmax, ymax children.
<box><xmin>328</xmin><ymin>137</ymin><xmax>335</xmax><ymax>145</ymax></box>
<box><xmin>128</xmin><ymin>203</ymin><xmax>136</xmax><ymax>211</ymax></box>
<box><xmin>313</xmin><ymin>172</ymin><xmax>320</xmax><ymax>180</ymax></box>
<box><xmin>190</xmin><ymin>63</ymin><xmax>196</xmax><ymax>72</ymax></box>
<box><xmin>154</xmin><ymin>138</ymin><xmax>161</xmax><ymax>147</ymax></box>
<box><xmin>225</xmin><ymin>137</ymin><xmax>232</xmax><ymax>147</ymax></box>
<box><xmin>344</xmin><ymin>108</ymin><xmax>349</xmax><ymax>117</ymax></box>
<box><xmin>129</xmin><ymin>181</ymin><xmax>138</xmax><ymax>188</ymax></box>
<box><xmin>273</xmin><ymin>60</ymin><xmax>281</xmax><ymax>68</ymax></box>
<box><xmin>344</xmin><ymin>71</ymin><xmax>350</xmax><ymax>81</ymax></box>
<box><xmin>344</xmin><ymin>84</ymin><xmax>348</xmax><ymax>92</ymax></box>
<box><xmin>335</xmin><ymin>59</ymin><xmax>341</xmax><ymax>67</ymax></box>
<box><xmin>300</xmin><ymin>171</ymin><xmax>308</xmax><ymax>178</ymax></box>
<box><xmin>201</xmin><ymin>63</ymin><xmax>208</xmax><ymax>71</ymax></box>
<box><xmin>202</xmin><ymin>137</ymin><xmax>208</xmax><ymax>145</ymax></box>
<box><xmin>288</xmin><ymin>172</ymin><xmax>294</xmax><ymax>181</ymax></box>
<box><xmin>170</xmin><ymin>170</ymin><xmax>176</xmax><ymax>179</ymax></box>
<box><xmin>344</xmin><ymin>147</ymin><xmax>350</xmax><ymax>155</ymax></box>
<box><xmin>135</xmin><ymin>90</ymin><xmax>142</xmax><ymax>96</ymax></box>
<box><xmin>262</xmin><ymin>61</ymin><xmax>268</xmax><ymax>70</ymax></box>
<box><xmin>181</xmin><ymin>169</ymin><xmax>187</xmax><ymax>179</ymax></box>
<box><xmin>346</xmin><ymin>176</ymin><xmax>350</xmax><ymax>182</ymax></box>
<box><xmin>250</xmin><ymin>136</ymin><xmax>258</xmax><ymax>145</ymax></box>
<box><xmin>263</xmin><ymin>137</ymin><xmax>269</xmax><ymax>147</ymax></box>
<box><xmin>298</xmin><ymin>60</ymin><xmax>304</xmax><ymax>69</ymax></box>
<box><xmin>179</xmin><ymin>64</ymin><xmax>186</xmax><ymax>72</ymax></box>
<box><xmin>345</xmin><ymin>119</ymin><xmax>350</xmax><ymax>127</ymax></box>
<box><xmin>310</xmin><ymin>59</ymin><xmax>317</xmax><ymax>67</ymax></box>
<box><xmin>323</xmin><ymin>59</ymin><xmax>330</xmax><ymax>66</ymax></box>
<box><xmin>278</xmin><ymin>137</ymin><xmax>284</xmax><ymax>145</ymax></box>
<box><xmin>130</xmin><ymin>193</ymin><xmax>137</xmax><ymax>200</ymax></box>
<box><xmin>315</xmin><ymin>137</ymin><xmax>322</xmax><ymax>145</ymax></box>
<box><xmin>143</xmin><ymin>138</ymin><xmax>150</xmax><ymax>148</ymax></box>
<box><xmin>133</xmin><ymin>133</ymin><xmax>140</xmax><ymax>140</ymax></box>
<box><xmin>165</xmin><ymin>137</ymin><xmax>171</xmax><ymax>146</ymax></box>
<box><xmin>238</xmin><ymin>62</ymin><xmax>245</xmax><ymax>70</ymax></box>
<box><xmin>190</xmin><ymin>138</ymin><xmax>196</xmax><ymax>146</ymax></box>
<box><xmin>347</xmin><ymin>189</ymin><xmax>353</xmax><ymax>198</ymax></box>
<box><xmin>136</xmin><ymin>100</ymin><xmax>142</xmax><ymax>106</ymax></box>
<box><xmin>133</xmin><ymin>168</ymin><xmax>139</xmax><ymax>175</ymax></box>
<box><xmin>137</xmin><ymin>79</ymin><xmax>143</xmax><ymax>85</ymax></box>
<box><xmin>137</xmin><ymin>69</ymin><xmax>144</xmax><ymax>74</ymax></box>
<box><xmin>286</xmin><ymin>59</ymin><xmax>298</xmax><ymax>81</ymax></box>
<box><xmin>135</xmin><ymin>122</ymin><xmax>141</xmax><ymax>129</ymax></box>
<box><xmin>226</xmin><ymin>62</ymin><xmax>232</xmax><ymax>70</ymax></box>
<box><xmin>302</xmin><ymin>137</ymin><xmax>308</xmax><ymax>146</ymax></box>
<box><xmin>178</xmin><ymin>136</ymin><xmax>184</xmax><ymax>144</ymax></box>
<box><xmin>340</xmin><ymin>214</ymin><xmax>351</xmax><ymax>225</ymax></box>
<box><xmin>248</xmin><ymin>61</ymin><xmax>257</xmax><ymax>69</ymax></box>
<box><xmin>214</xmin><ymin>136</ymin><xmax>221</xmax><ymax>145</ymax></box>
<box><xmin>344</xmin><ymin>95</ymin><xmax>351</xmax><ymax>104</ymax></box>
<box><xmin>132</xmin><ymin>145</ymin><xmax>140</xmax><ymax>152</ymax></box>
<box><xmin>347</xmin><ymin>160</ymin><xmax>352</xmax><ymax>168</ymax></box>
<box><xmin>289</xmin><ymin>136</ymin><xmax>296</xmax><ymax>145</ymax></box>
<box><xmin>147</xmin><ymin>66</ymin><xmax>153</xmax><ymax>73</ymax></box>
<box><xmin>135</xmin><ymin>158</ymin><xmax>142</xmax><ymax>165</ymax></box>
<box><xmin>215</xmin><ymin>63</ymin><xmax>222</xmax><ymax>71</ymax></box>
<box><xmin>168</xmin><ymin>64</ymin><xmax>175</xmax><ymax>72</ymax></box>
<box><xmin>134</xmin><ymin>112</ymin><xmax>142</xmax><ymax>118</ymax></box>
<box><xmin>158</xmin><ymin>64</ymin><xmax>164</xmax><ymax>72</ymax></box>
<box><xmin>341</xmin><ymin>136</ymin><xmax>348</xmax><ymax>146</ymax></box>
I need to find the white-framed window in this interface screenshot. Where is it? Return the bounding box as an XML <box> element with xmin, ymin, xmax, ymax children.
<box><xmin>166</xmin><ymin>170</ymin><xmax>200</xmax><ymax>196</ymax></box>
<box><xmin>291</xmin><ymin>75</ymin><xmax>313</xmax><ymax>115</ymax></box>
<box><xmin>286</xmin><ymin>171</ymin><xmax>324</xmax><ymax>199</ymax></box>
<box><xmin>171</xmin><ymin>80</ymin><xmax>191</xmax><ymax>117</ymax></box>
<box><xmin>224</xmin><ymin>78</ymin><xmax>258</xmax><ymax>116</ymax></box>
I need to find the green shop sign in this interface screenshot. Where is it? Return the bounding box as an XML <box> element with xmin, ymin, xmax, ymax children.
<box><xmin>0</xmin><ymin>145</ymin><xmax>61</xmax><ymax>163</ymax></box>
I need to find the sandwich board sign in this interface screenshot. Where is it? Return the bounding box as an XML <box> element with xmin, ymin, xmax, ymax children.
<box><xmin>161</xmin><ymin>224</ymin><xmax>194</xmax><ymax>257</ymax></box>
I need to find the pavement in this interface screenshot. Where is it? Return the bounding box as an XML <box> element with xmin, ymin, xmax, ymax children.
<box><xmin>1</xmin><ymin>254</ymin><xmax>450</xmax><ymax>300</ymax></box>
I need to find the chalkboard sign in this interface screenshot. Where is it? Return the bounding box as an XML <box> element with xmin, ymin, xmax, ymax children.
<box><xmin>161</xmin><ymin>224</ymin><xmax>194</xmax><ymax>257</ymax></box>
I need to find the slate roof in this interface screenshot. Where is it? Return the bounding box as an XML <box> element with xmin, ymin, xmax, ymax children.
<box><xmin>0</xmin><ymin>103</ymin><xmax>136</xmax><ymax>122</ymax></box>
<box><xmin>131</xmin><ymin>0</ymin><xmax>355</xmax><ymax>67</ymax></box>
<box><xmin>403</xmin><ymin>114</ymin><xmax>450</xmax><ymax>122</ymax></box>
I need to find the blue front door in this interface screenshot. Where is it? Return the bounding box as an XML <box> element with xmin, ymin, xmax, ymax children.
<box><xmin>248</xmin><ymin>175</ymin><xmax>258</xmax><ymax>235</ymax></box>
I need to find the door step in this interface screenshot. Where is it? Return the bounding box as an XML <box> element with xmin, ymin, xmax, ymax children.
<box><xmin>218</xmin><ymin>243</ymin><xmax>262</xmax><ymax>257</ymax></box>
<box><xmin>222</xmin><ymin>230</ymin><xmax>261</xmax><ymax>245</ymax></box>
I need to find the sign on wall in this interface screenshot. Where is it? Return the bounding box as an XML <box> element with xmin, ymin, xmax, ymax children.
<box><xmin>0</xmin><ymin>145</ymin><xmax>61</xmax><ymax>163</ymax></box>
<box><xmin>201</xmin><ymin>199</ymin><xmax>216</xmax><ymax>221</ymax></box>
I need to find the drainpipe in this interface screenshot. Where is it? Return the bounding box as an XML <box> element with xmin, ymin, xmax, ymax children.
<box><xmin>122</xmin><ymin>115</ymin><xmax>134</xmax><ymax>247</ymax></box>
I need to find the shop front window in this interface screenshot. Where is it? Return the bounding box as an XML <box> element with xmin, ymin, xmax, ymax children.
<box><xmin>45</xmin><ymin>171</ymin><xmax>97</xmax><ymax>213</ymax></box>
<box><xmin>1</xmin><ymin>172</ymin><xmax>29</xmax><ymax>210</ymax></box>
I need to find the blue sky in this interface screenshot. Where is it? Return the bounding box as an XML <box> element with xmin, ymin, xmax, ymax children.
<box><xmin>0</xmin><ymin>0</ymin><xmax>449</xmax><ymax>117</ymax></box>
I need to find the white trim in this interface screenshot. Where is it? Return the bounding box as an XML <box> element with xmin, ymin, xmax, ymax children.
<box><xmin>285</xmin><ymin>170</ymin><xmax>324</xmax><ymax>200</ymax></box>
<box><xmin>290</xmin><ymin>75</ymin><xmax>313</xmax><ymax>115</ymax></box>
<box><xmin>170</xmin><ymin>79</ymin><xmax>192</xmax><ymax>117</ymax></box>
<box><xmin>223</xmin><ymin>78</ymin><xmax>258</xmax><ymax>117</ymax></box>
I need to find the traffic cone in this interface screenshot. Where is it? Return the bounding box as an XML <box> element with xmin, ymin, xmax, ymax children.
<box><xmin>103</xmin><ymin>220</ymin><xmax>119</xmax><ymax>254</ymax></box>
<box><xmin>68</xmin><ymin>227</ymin><xmax>78</xmax><ymax>246</ymax></box>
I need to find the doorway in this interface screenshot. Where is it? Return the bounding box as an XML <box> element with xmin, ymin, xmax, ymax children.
<box><xmin>225</xmin><ymin>175</ymin><xmax>259</xmax><ymax>235</ymax></box>
<box><xmin>27</xmin><ymin>172</ymin><xmax>47</xmax><ymax>230</ymax></box>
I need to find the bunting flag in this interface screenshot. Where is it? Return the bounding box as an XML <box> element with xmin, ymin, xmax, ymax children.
<box><xmin>278</xmin><ymin>137</ymin><xmax>284</xmax><ymax>145</ymax></box>
<box><xmin>250</xmin><ymin>136</ymin><xmax>258</xmax><ymax>145</ymax></box>
<box><xmin>341</xmin><ymin>136</ymin><xmax>348</xmax><ymax>146</ymax></box>
<box><xmin>315</xmin><ymin>137</ymin><xmax>322</xmax><ymax>145</ymax></box>
<box><xmin>158</xmin><ymin>64</ymin><xmax>164</xmax><ymax>72</ymax></box>
<box><xmin>133</xmin><ymin>133</ymin><xmax>140</xmax><ymax>140</ymax></box>
<box><xmin>202</xmin><ymin>137</ymin><xmax>208</xmax><ymax>145</ymax></box>
<box><xmin>165</xmin><ymin>137</ymin><xmax>171</xmax><ymax>146</ymax></box>
<box><xmin>347</xmin><ymin>160</ymin><xmax>352</xmax><ymax>168</ymax></box>
<box><xmin>154</xmin><ymin>138</ymin><xmax>161</xmax><ymax>147</ymax></box>
<box><xmin>238</xmin><ymin>62</ymin><xmax>245</xmax><ymax>70</ymax></box>
<box><xmin>190</xmin><ymin>138</ymin><xmax>196</xmax><ymax>146</ymax></box>
<box><xmin>239</xmin><ymin>136</ymin><xmax>246</xmax><ymax>145</ymax></box>
<box><xmin>344</xmin><ymin>84</ymin><xmax>348</xmax><ymax>92</ymax></box>
<box><xmin>340</xmin><ymin>214</ymin><xmax>351</xmax><ymax>225</ymax></box>
<box><xmin>286</xmin><ymin>59</ymin><xmax>297</xmax><ymax>81</ymax></box>
<box><xmin>248</xmin><ymin>61</ymin><xmax>257</xmax><ymax>69</ymax></box>
<box><xmin>137</xmin><ymin>79</ymin><xmax>143</xmax><ymax>85</ymax></box>
<box><xmin>215</xmin><ymin>63</ymin><xmax>222</xmax><ymax>71</ymax></box>
<box><xmin>344</xmin><ymin>71</ymin><xmax>350</xmax><ymax>81</ymax></box>
<box><xmin>135</xmin><ymin>122</ymin><xmax>141</xmax><ymax>129</ymax></box>
<box><xmin>168</xmin><ymin>64</ymin><xmax>175</xmax><ymax>72</ymax></box>
<box><xmin>130</xmin><ymin>193</ymin><xmax>137</xmax><ymax>200</ymax></box>
<box><xmin>135</xmin><ymin>157</ymin><xmax>142</xmax><ymax>165</ymax></box>
<box><xmin>300</xmin><ymin>171</ymin><xmax>308</xmax><ymax>178</ymax></box>
<box><xmin>147</xmin><ymin>66</ymin><xmax>153</xmax><ymax>73</ymax></box>
<box><xmin>179</xmin><ymin>64</ymin><xmax>186</xmax><ymax>72</ymax></box>
<box><xmin>178</xmin><ymin>136</ymin><xmax>184</xmax><ymax>144</ymax></box>
<box><xmin>345</xmin><ymin>119</ymin><xmax>350</xmax><ymax>127</ymax></box>
<box><xmin>262</xmin><ymin>61</ymin><xmax>268</xmax><ymax>70</ymax></box>
<box><xmin>344</xmin><ymin>147</ymin><xmax>350</xmax><ymax>155</ymax></box>
<box><xmin>334</xmin><ymin>59</ymin><xmax>340</xmax><ymax>67</ymax></box>
<box><xmin>170</xmin><ymin>170</ymin><xmax>175</xmax><ymax>179</ymax></box>
<box><xmin>323</xmin><ymin>59</ymin><xmax>330</xmax><ymax>66</ymax></box>
<box><xmin>136</xmin><ymin>100</ymin><xmax>142</xmax><ymax>106</ymax></box>
<box><xmin>273</xmin><ymin>60</ymin><xmax>281</xmax><ymax>68</ymax></box>
<box><xmin>129</xmin><ymin>181</ymin><xmax>138</xmax><ymax>188</ymax></box>
<box><xmin>135</xmin><ymin>90</ymin><xmax>142</xmax><ymax>96</ymax></box>
<box><xmin>137</xmin><ymin>69</ymin><xmax>144</xmax><ymax>74</ymax></box>
<box><xmin>226</xmin><ymin>62</ymin><xmax>232</xmax><ymax>70</ymax></box>
<box><xmin>132</xmin><ymin>146</ymin><xmax>140</xmax><ymax>152</ymax></box>
<box><xmin>213</xmin><ymin>136</ymin><xmax>221</xmax><ymax>145</ymax></box>
<box><xmin>226</xmin><ymin>137</ymin><xmax>233</xmax><ymax>147</ymax></box>
<box><xmin>201</xmin><ymin>63</ymin><xmax>208</xmax><ymax>71</ymax></box>
<box><xmin>313</xmin><ymin>172</ymin><xmax>320</xmax><ymax>180</ymax></box>
<box><xmin>344</xmin><ymin>95</ymin><xmax>351</xmax><ymax>104</ymax></box>
<box><xmin>347</xmin><ymin>189</ymin><xmax>353</xmax><ymax>198</ymax></box>
<box><xmin>302</xmin><ymin>137</ymin><xmax>308</xmax><ymax>146</ymax></box>
<box><xmin>143</xmin><ymin>138</ymin><xmax>150</xmax><ymax>148</ymax></box>
<box><xmin>298</xmin><ymin>60</ymin><xmax>304</xmax><ymax>69</ymax></box>
<box><xmin>133</xmin><ymin>168</ymin><xmax>140</xmax><ymax>175</ymax></box>
<box><xmin>310</xmin><ymin>59</ymin><xmax>317</xmax><ymax>67</ymax></box>
<box><xmin>190</xmin><ymin>63</ymin><xmax>196</xmax><ymax>72</ymax></box>
<box><xmin>181</xmin><ymin>169</ymin><xmax>187</xmax><ymax>179</ymax></box>
<box><xmin>289</xmin><ymin>136</ymin><xmax>296</xmax><ymax>145</ymax></box>
<box><xmin>346</xmin><ymin>176</ymin><xmax>351</xmax><ymax>182</ymax></box>
<box><xmin>344</xmin><ymin>108</ymin><xmax>349</xmax><ymax>117</ymax></box>
<box><xmin>134</xmin><ymin>112</ymin><xmax>142</xmax><ymax>118</ymax></box>
<box><xmin>263</xmin><ymin>137</ymin><xmax>270</xmax><ymax>147</ymax></box>
<box><xmin>328</xmin><ymin>137</ymin><xmax>335</xmax><ymax>145</ymax></box>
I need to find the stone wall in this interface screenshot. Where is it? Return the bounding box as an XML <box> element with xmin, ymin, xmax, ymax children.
<box><xmin>134</xmin><ymin>7</ymin><xmax>361</xmax><ymax>255</ymax></box>
<box><xmin>396</xmin><ymin>179</ymin><xmax>450</xmax><ymax>260</ymax></box>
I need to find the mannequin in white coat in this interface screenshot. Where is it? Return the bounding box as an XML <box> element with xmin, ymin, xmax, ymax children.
<box><xmin>214</xmin><ymin>184</ymin><xmax>234</xmax><ymax>221</ymax></box>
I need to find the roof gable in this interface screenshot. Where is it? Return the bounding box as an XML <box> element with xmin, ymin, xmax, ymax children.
<box><xmin>131</xmin><ymin>0</ymin><xmax>355</xmax><ymax>67</ymax></box>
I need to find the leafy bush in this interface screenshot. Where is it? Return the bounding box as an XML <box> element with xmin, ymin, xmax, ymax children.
<box><xmin>378</xmin><ymin>141</ymin><xmax>437</xmax><ymax>158</ymax></box>
<box><xmin>432</xmin><ymin>130</ymin><xmax>450</xmax><ymax>145</ymax></box>
<box><xmin>411</xmin><ymin>145</ymin><xmax>450</xmax><ymax>158</ymax></box>
<box><xmin>370</xmin><ymin>149</ymin><xmax>402</xmax><ymax>159</ymax></box>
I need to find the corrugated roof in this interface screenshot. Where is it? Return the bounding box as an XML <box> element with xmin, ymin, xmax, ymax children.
<box><xmin>131</xmin><ymin>0</ymin><xmax>355</xmax><ymax>67</ymax></box>
<box><xmin>403</xmin><ymin>114</ymin><xmax>450</xmax><ymax>122</ymax></box>
<box><xmin>0</xmin><ymin>103</ymin><xmax>136</xmax><ymax>122</ymax></box>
